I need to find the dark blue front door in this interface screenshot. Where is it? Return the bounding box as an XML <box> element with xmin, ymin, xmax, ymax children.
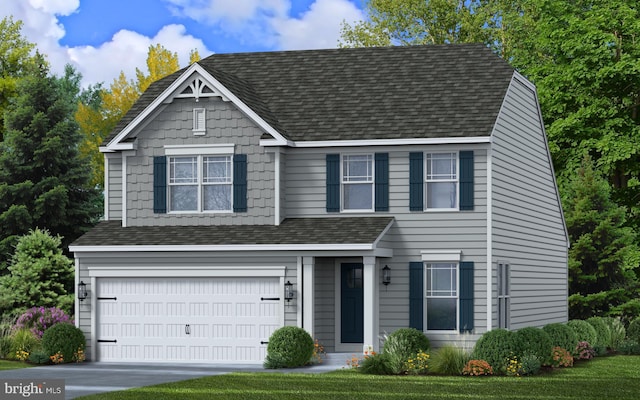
<box><xmin>341</xmin><ymin>263</ymin><xmax>364</xmax><ymax>343</ymax></box>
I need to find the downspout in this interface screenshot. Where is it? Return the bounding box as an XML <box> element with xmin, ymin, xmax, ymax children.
<box><xmin>486</xmin><ymin>145</ymin><xmax>493</xmax><ymax>332</ymax></box>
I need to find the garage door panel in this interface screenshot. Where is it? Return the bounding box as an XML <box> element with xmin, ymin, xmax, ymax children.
<box><xmin>97</xmin><ymin>277</ymin><xmax>283</xmax><ymax>363</ymax></box>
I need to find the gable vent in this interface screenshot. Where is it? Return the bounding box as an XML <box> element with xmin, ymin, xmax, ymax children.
<box><xmin>176</xmin><ymin>77</ymin><xmax>229</xmax><ymax>102</ymax></box>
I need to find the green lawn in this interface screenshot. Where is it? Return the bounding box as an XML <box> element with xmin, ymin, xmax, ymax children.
<box><xmin>0</xmin><ymin>360</ymin><xmax>35</xmax><ymax>370</ymax></box>
<box><xmin>79</xmin><ymin>355</ymin><xmax>639</xmax><ymax>400</ymax></box>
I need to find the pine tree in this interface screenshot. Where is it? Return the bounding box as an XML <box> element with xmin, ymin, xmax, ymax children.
<box><xmin>563</xmin><ymin>155</ymin><xmax>640</xmax><ymax>319</ymax></box>
<box><xmin>0</xmin><ymin>56</ymin><xmax>101</xmax><ymax>271</ymax></box>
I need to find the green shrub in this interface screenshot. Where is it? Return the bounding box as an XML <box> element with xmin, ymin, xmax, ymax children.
<box><xmin>472</xmin><ymin>329</ymin><xmax>515</xmax><ymax>374</ymax></box>
<box><xmin>602</xmin><ymin>317</ymin><xmax>625</xmax><ymax>350</ymax></box>
<box><xmin>383</xmin><ymin>328</ymin><xmax>430</xmax><ymax>356</ymax></box>
<box><xmin>382</xmin><ymin>328</ymin><xmax>430</xmax><ymax>374</ymax></box>
<box><xmin>0</xmin><ymin>336</ymin><xmax>13</xmax><ymax>359</ymax></box>
<box><xmin>543</xmin><ymin>323</ymin><xmax>578</xmax><ymax>354</ymax></box>
<box><xmin>512</xmin><ymin>327</ymin><xmax>553</xmax><ymax>365</ymax></box>
<box><xmin>618</xmin><ymin>339</ymin><xmax>640</xmax><ymax>355</ymax></box>
<box><xmin>28</xmin><ymin>350</ymin><xmax>51</xmax><ymax>364</ymax></box>
<box><xmin>359</xmin><ymin>353</ymin><xmax>392</xmax><ymax>375</ymax></box>
<box><xmin>264</xmin><ymin>326</ymin><xmax>314</xmax><ymax>368</ymax></box>
<box><xmin>430</xmin><ymin>345</ymin><xmax>469</xmax><ymax>375</ymax></box>
<box><xmin>41</xmin><ymin>323</ymin><xmax>85</xmax><ymax>364</ymax></box>
<box><xmin>8</xmin><ymin>328</ymin><xmax>40</xmax><ymax>360</ymax></box>
<box><xmin>567</xmin><ymin>320</ymin><xmax>597</xmax><ymax>347</ymax></box>
<box><xmin>586</xmin><ymin>317</ymin><xmax>611</xmax><ymax>351</ymax></box>
<box><xmin>520</xmin><ymin>353</ymin><xmax>541</xmax><ymax>376</ymax></box>
<box><xmin>627</xmin><ymin>318</ymin><xmax>640</xmax><ymax>342</ymax></box>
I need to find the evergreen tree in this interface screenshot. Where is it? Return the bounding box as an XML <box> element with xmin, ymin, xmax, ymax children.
<box><xmin>0</xmin><ymin>55</ymin><xmax>101</xmax><ymax>271</ymax></box>
<box><xmin>563</xmin><ymin>155</ymin><xmax>640</xmax><ymax>319</ymax></box>
<box><xmin>0</xmin><ymin>229</ymin><xmax>74</xmax><ymax>316</ymax></box>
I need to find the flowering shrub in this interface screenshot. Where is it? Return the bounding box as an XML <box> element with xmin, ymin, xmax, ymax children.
<box><xmin>505</xmin><ymin>354</ymin><xmax>521</xmax><ymax>377</ymax></box>
<box><xmin>50</xmin><ymin>352</ymin><xmax>64</xmax><ymax>364</ymax></box>
<box><xmin>73</xmin><ymin>347</ymin><xmax>86</xmax><ymax>363</ymax></box>
<box><xmin>15</xmin><ymin>350</ymin><xmax>29</xmax><ymax>361</ymax></box>
<box><xmin>575</xmin><ymin>341</ymin><xmax>595</xmax><ymax>360</ymax></box>
<box><xmin>462</xmin><ymin>359</ymin><xmax>494</xmax><ymax>376</ymax></box>
<box><xmin>13</xmin><ymin>307</ymin><xmax>71</xmax><ymax>339</ymax></box>
<box><xmin>403</xmin><ymin>351</ymin><xmax>430</xmax><ymax>375</ymax></box>
<box><xmin>551</xmin><ymin>347</ymin><xmax>573</xmax><ymax>368</ymax></box>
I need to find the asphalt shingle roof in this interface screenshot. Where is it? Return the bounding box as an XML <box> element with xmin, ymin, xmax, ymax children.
<box><xmin>71</xmin><ymin>217</ymin><xmax>394</xmax><ymax>247</ymax></box>
<box><xmin>104</xmin><ymin>44</ymin><xmax>515</xmax><ymax>145</ymax></box>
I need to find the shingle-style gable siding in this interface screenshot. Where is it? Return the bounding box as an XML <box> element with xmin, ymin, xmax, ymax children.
<box><xmin>491</xmin><ymin>75</ymin><xmax>568</xmax><ymax>329</ymax></box>
<box><xmin>124</xmin><ymin>97</ymin><xmax>275</xmax><ymax>226</ymax></box>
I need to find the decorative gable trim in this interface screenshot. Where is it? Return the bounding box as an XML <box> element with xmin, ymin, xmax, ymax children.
<box><xmin>176</xmin><ymin>77</ymin><xmax>229</xmax><ymax>102</ymax></box>
<box><xmin>104</xmin><ymin>63</ymin><xmax>290</xmax><ymax>151</ymax></box>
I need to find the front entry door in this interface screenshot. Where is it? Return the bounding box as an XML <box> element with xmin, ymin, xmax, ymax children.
<box><xmin>341</xmin><ymin>263</ymin><xmax>364</xmax><ymax>343</ymax></box>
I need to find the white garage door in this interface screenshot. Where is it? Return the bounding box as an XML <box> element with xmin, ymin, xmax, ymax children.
<box><xmin>96</xmin><ymin>277</ymin><xmax>282</xmax><ymax>363</ymax></box>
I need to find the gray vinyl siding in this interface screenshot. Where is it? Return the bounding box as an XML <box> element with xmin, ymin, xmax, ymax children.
<box><xmin>314</xmin><ymin>258</ymin><xmax>336</xmax><ymax>350</ymax></box>
<box><xmin>107</xmin><ymin>156</ymin><xmax>122</xmax><ymax>220</ymax></box>
<box><xmin>491</xmin><ymin>75</ymin><xmax>568</xmax><ymax>330</ymax></box>
<box><xmin>125</xmin><ymin>97</ymin><xmax>274</xmax><ymax>226</ymax></box>
<box><xmin>76</xmin><ymin>251</ymin><xmax>298</xmax><ymax>361</ymax></box>
<box><xmin>284</xmin><ymin>146</ymin><xmax>489</xmax><ymax>347</ymax></box>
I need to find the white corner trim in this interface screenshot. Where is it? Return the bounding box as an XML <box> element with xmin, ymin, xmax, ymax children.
<box><xmin>121</xmin><ymin>153</ymin><xmax>128</xmax><ymax>227</ymax></box>
<box><xmin>274</xmin><ymin>149</ymin><xmax>281</xmax><ymax>226</ymax></box>
<box><xmin>164</xmin><ymin>144</ymin><xmax>235</xmax><ymax>155</ymax></box>
<box><xmin>103</xmin><ymin>157</ymin><xmax>109</xmax><ymax>220</ymax></box>
<box><xmin>420</xmin><ymin>250</ymin><xmax>462</xmax><ymax>262</ymax></box>
<box><xmin>486</xmin><ymin>146</ymin><xmax>493</xmax><ymax>332</ymax></box>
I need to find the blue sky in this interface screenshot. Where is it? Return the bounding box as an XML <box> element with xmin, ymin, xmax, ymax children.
<box><xmin>1</xmin><ymin>0</ymin><xmax>365</xmax><ymax>86</ymax></box>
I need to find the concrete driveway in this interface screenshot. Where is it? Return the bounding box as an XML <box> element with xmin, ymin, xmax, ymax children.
<box><xmin>0</xmin><ymin>354</ymin><xmax>348</xmax><ymax>399</ymax></box>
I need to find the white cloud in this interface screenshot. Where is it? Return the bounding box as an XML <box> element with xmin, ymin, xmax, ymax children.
<box><xmin>0</xmin><ymin>0</ymin><xmax>209</xmax><ymax>87</ymax></box>
<box><xmin>273</xmin><ymin>0</ymin><xmax>364</xmax><ymax>50</ymax></box>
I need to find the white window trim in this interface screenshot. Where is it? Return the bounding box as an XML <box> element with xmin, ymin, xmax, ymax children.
<box><xmin>341</xmin><ymin>153</ymin><xmax>375</xmax><ymax>212</ymax></box>
<box><xmin>193</xmin><ymin>108</ymin><xmax>206</xmax><ymax>135</ymax></box>
<box><xmin>424</xmin><ymin>152</ymin><xmax>459</xmax><ymax>211</ymax></box>
<box><xmin>424</xmin><ymin>261</ymin><xmax>460</xmax><ymax>333</ymax></box>
<box><xmin>167</xmin><ymin>154</ymin><xmax>234</xmax><ymax>214</ymax></box>
<box><xmin>164</xmin><ymin>144</ymin><xmax>234</xmax><ymax>156</ymax></box>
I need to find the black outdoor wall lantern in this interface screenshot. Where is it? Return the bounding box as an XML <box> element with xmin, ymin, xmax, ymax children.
<box><xmin>382</xmin><ymin>265</ymin><xmax>391</xmax><ymax>286</ymax></box>
<box><xmin>284</xmin><ymin>280</ymin><xmax>294</xmax><ymax>302</ymax></box>
<box><xmin>78</xmin><ymin>281</ymin><xmax>88</xmax><ymax>301</ymax></box>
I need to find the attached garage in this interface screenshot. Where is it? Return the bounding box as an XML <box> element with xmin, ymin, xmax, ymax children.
<box><xmin>93</xmin><ymin>276</ymin><xmax>284</xmax><ymax>364</ymax></box>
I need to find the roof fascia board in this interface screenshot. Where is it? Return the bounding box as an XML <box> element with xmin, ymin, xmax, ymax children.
<box><xmin>70</xmin><ymin>243</ymin><xmax>377</xmax><ymax>253</ymax></box>
<box><xmin>106</xmin><ymin>64</ymin><xmax>289</xmax><ymax>151</ymax></box>
<box><xmin>260</xmin><ymin>136</ymin><xmax>492</xmax><ymax>148</ymax></box>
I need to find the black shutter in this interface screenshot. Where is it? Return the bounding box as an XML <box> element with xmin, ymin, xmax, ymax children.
<box><xmin>409</xmin><ymin>262</ymin><xmax>424</xmax><ymax>331</ymax></box>
<box><xmin>153</xmin><ymin>156</ymin><xmax>167</xmax><ymax>213</ymax></box>
<box><xmin>375</xmin><ymin>153</ymin><xmax>389</xmax><ymax>211</ymax></box>
<box><xmin>326</xmin><ymin>154</ymin><xmax>340</xmax><ymax>212</ymax></box>
<box><xmin>409</xmin><ymin>152</ymin><xmax>424</xmax><ymax>211</ymax></box>
<box><xmin>459</xmin><ymin>261</ymin><xmax>474</xmax><ymax>333</ymax></box>
<box><xmin>233</xmin><ymin>154</ymin><xmax>247</xmax><ymax>212</ymax></box>
<box><xmin>459</xmin><ymin>151</ymin><xmax>474</xmax><ymax>210</ymax></box>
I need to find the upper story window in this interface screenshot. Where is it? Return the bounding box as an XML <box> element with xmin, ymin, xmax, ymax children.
<box><xmin>193</xmin><ymin>108</ymin><xmax>206</xmax><ymax>135</ymax></box>
<box><xmin>425</xmin><ymin>153</ymin><xmax>458</xmax><ymax>209</ymax></box>
<box><xmin>342</xmin><ymin>154</ymin><xmax>374</xmax><ymax>211</ymax></box>
<box><xmin>154</xmin><ymin>146</ymin><xmax>247</xmax><ymax>215</ymax></box>
<box><xmin>169</xmin><ymin>155</ymin><xmax>232</xmax><ymax>212</ymax></box>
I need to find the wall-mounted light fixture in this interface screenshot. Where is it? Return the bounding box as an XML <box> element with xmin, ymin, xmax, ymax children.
<box><xmin>382</xmin><ymin>265</ymin><xmax>391</xmax><ymax>286</ymax></box>
<box><xmin>284</xmin><ymin>280</ymin><xmax>294</xmax><ymax>302</ymax></box>
<box><xmin>78</xmin><ymin>281</ymin><xmax>88</xmax><ymax>301</ymax></box>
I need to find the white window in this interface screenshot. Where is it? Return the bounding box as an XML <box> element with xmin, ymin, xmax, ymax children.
<box><xmin>169</xmin><ymin>155</ymin><xmax>232</xmax><ymax>212</ymax></box>
<box><xmin>425</xmin><ymin>153</ymin><xmax>458</xmax><ymax>209</ymax></box>
<box><xmin>498</xmin><ymin>263</ymin><xmax>511</xmax><ymax>329</ymax></box>
<box><xmin>425</xmin><ymin>263</ymin><xmax>458</xmax><ymax>331</ymax></box>
<box><xmin>342</xmin><ymin>154</ymin><xmax>373</xmax><ymax>211</ymax></box>
<box><xmin>193</xmin><ymin>108</ymin><xmax>206</xmax><ymax>134</ymax></box>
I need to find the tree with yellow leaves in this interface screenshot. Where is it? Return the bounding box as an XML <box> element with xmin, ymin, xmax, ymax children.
<box><xmin>77</xmin><ymin>44</ymin><xmax>199</xmax><ymax>188</ymax></box>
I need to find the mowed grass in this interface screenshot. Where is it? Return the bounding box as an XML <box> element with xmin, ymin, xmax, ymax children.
<box><xmin>0</xmin><ymin>360</ymin><xmax>34</xmax><ymax>370</ymax></box>
<box><xmin>79</xmin><ymin>355</ymin><xmax>640</xmax><ymax>400</ymax></box>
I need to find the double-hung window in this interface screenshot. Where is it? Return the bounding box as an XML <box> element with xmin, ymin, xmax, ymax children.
<box><xmin>425</xmin><ymin>263</ymin><xmax>458</xmax><ymax>331</ymax></box>
<box><xmin>425</xmin><ymin>153</ymin><xmax>458</xmax><ymax>209</ymax></box>
<box><xmin>342</xmin><ymin>154</ymin><xmax>374</xmax><ymax>211</ymax></box>
<box><xmin>169</xmin><ymin>155</ymin><xmax>232</xmax><ymax>212</ymax></box>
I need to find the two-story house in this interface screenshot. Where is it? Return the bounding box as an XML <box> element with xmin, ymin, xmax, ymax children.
<box><xmin>70</xmin><ymin>44</ymin><xmax>569</xmax><ymax>364</ymax></box>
